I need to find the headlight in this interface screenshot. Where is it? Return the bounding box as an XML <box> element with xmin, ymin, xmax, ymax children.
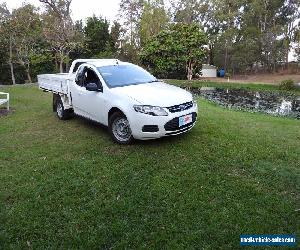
<box><xmin>133</xmin><ymin>105</ymin><xmax>168</xmax><ymax>116</ymax></box>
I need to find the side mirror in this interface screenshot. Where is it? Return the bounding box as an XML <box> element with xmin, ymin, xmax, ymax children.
<box><xmin>86</xmin><ymin>82</ymin><xmax>101</xmax><ymax>92</ymax></box>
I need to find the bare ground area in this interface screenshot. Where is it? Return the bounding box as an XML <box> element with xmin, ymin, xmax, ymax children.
<box><xmin>0</xmin><ymin>108</ymin><xmax>13</xmax><ymax>117</ymax></box>
<box><xmin>201</xmin><ymin>73</ymin><xmax>300</xmax><ymax>85</ymax></box>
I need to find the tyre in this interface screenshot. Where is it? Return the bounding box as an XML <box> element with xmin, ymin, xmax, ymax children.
<box><xmin>55</xmin><ymin>96</ymin><xmax>73</xmax><ymax>120</ymax></box>
<box><xmin>109</xmin><ymin>112</ymin><xmax>133</xmax><ymax>144</ymax></box>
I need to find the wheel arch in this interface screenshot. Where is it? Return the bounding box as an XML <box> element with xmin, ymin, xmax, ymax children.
<box><xmin>108</xmin><ymin>107</ymin><xmax>125</xmax><ymax>123</ymax></box>
<box><xmin>52</xmin><ymin>93</ymin><xmax>59</xmax><ymax>112</ymax></box>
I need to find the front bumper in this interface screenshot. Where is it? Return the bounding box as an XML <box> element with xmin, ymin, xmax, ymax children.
<box><xmin>128</xmin><ymin>105</ymin><xmax>198</xmax><ymax>140</ymax></box>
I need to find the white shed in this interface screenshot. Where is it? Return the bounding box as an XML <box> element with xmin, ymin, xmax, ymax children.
<box><xmin>200</xmin><ymin>64</ymin><xmax>217</xmax><ymax>77</ymax></box>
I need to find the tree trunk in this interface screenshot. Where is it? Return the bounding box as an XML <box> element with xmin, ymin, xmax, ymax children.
<box><xmin>224</xmin><ymin>44</ymin><xmax>228</xmax><ymax>71</ymax></box>
<box><xmin>58</xmin><ymin>49</ymin><xmax>64</xmax><ymax>73</ymax></box>
<box><xmin>65</xmin><ymin>53</ymin><xmax>70</xmax><ymax>72</ymax></box>
<box><xmin>8</xmin><ymin>61</ymin><xmax>16</xmax><ymax>85</ymax></box>
<box><xmin>25</xmin><ymin>66</ymin><xmax>32</xmax><ymax>83</ymax></box>
<box><xmin>286</xmin><ymin>47</ymin><xmax>289</xmax><ymax>71</ymax></box>
<box><xmin>187</xmin><ymin>61</ymin><xmax>193</xmax><ymax>80</ymax></box>
<box><xmin>208</xmin><ymin>44</ymin><xmax>214</xmax><ymax>65</ymax></box>
<box><xmin>18</xmin><ymin>59</ymin><xmax>32</xmax><ymax>83</ymax></box>
<box><xmin>8</xmin><ymin>35</ymin><xmax>16</xmax><ymax>85</ymax></box>
<box><xmin>54</xmin><ymin>53</ymin><xmax>59</xmax><ymax>72</ymax></box>
<box><xmin>59</xmin><ymin>55</ymin><xmax>64</xmax><ymax>73</ymax></box>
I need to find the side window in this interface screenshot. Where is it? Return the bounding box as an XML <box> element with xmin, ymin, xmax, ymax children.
<box><xmin>84</xmin><ymin>68</ymin><xmax>102</xmax><ymax>89</ymax></box>
<box><xmin>75</xmin><ymin>66</ymin><xmax>85</xmax><ymax>87</ymax></box>
<box><xmin>75</xmin><ymin>66</ymin><xmax>103</xmax><ymax>90</ymax></box>
<box><xmin>73</xmin><ymin>62</ymin><xmax>84</xmax><ymax>73</ymax></box>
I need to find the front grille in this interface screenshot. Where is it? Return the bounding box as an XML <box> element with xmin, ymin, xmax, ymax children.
<box><xmin>142</xmin><ymin>125</ymin><xmax>159</xmax><ymax>132</ymax></box>
<box><xmin>164</xmin><ymin>112</ymin><xmax>197</xmax><ymax>131</ymax></box>
<box><xmin>167</xmin><ymin>101</ymin><xmax>193</xmax><ymax>113</ymax></box>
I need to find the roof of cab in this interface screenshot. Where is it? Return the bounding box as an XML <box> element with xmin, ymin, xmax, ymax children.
<box><xmin>74</xmin><ymin>59</ymin><xmax>130</xmax><ymax>68</ymax></box>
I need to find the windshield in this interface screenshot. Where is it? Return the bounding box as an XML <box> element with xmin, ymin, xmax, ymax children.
<box><xmin>97</xmin><ymin>64</ymin><xmax>157</xmax><ymax>88</ymax></box>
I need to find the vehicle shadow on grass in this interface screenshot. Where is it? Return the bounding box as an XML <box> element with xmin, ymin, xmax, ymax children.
<box><xmin>73</xmin><ymin>115</ymin><xmax>187</xmax><ymax>147</ymax></box>
<box><xmin>134</xmin><ymin>134</ymin><xmax>185</xmax><ymax>146</ymax></box>
<box><xmin>73</xmin><ymin>115</ymin><xmax>108</xmax><ymax>134</ymax></box>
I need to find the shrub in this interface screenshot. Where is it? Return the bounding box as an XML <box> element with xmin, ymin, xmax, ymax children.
<box><xmin>140</xmin><ymin>23</ymin><xmax>207</xmax><ymax>79</ymax></box>
<box><xmin>279</xmin><ymin>79</ymin><xmax>296</xmax><ymax>90</ymax></box>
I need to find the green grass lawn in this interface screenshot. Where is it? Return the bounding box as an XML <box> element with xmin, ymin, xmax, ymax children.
<box><xmin>0</xmin><ymin>85</ymin><xmax>299</xmax><ymax>249</ymax></box>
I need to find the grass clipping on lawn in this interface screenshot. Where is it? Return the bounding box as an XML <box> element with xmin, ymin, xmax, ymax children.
<box><xmin>0</xmin><ymin>85</ymin><xmax>299</xmax><ymax>249</ymax></box>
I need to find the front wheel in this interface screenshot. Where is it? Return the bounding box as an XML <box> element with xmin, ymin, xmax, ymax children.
<box><xmin>109</xmin><ymin>112</ymin><xmax>133</xmax><ymax>144</ymax></box>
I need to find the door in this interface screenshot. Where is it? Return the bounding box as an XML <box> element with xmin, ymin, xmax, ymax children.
<box><xmin>71</xmin><ymin>66</ymin><xmax>106</xmax><ymax>123</ymax></box>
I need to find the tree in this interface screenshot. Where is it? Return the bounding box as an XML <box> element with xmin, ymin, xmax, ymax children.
<box><xmin>170</xmin><ymin>0</ymin><xmax>202</xmax><ymax>24</ymax></box>
<box><xmin>139</xmin><ymin>0</ymin><xmax>169</xmax><ymax>46</ymax></box>
<box><xmin>10</xmin><ymin>4</ymin><xmax>43</xmax><ymax>83</ymax></box>
<box><xmin>119</xmin><ymin>0</ymin><xmax>144</xmax><ymax>46</ymax></box>
<box><xmin>212</xmin><ymin>0</ymin><xmax>244</xmax><ymax>71</ymax></box>
<box><xmin>141</xmin><ymin>23</ymin><xmax>207</xmax><ymax>80</ymax></box>
<box><xmin>294</xmin><ymin>27</ymin><xmax>300</xmax><ymax>62</ymax></box>
<box><xmin>169</xmin><ymin>0</ymin><xmax>221</xmax><ymax>65</ymax></box>
<box><xmin>0</xmin><ymin>3</ymin><xmax>16</xmax><ymax>84</ymax></box>
<box><xmin>118</xmin><ymin>0</ymin><xmax>144</xmax><ymax>61</ymax></box>
<box><xmin>71</xmin><ymin>20</ymin><xmax>85</xmax><ymax>59</ymax></box>
<box><xmin>281</xmin><ymin>0</ymin><xmax>300</xmax><ymax>68</ymax></box>
<box><xmin>110</xmin><ymin>21</ymin><xmax>123</xmax><ymax>53</ymax></box>
<box><xmin>84</xmin><ymin>15</ymin><xmax>111</xmax><ymax>57</ymax></box>
<box><xmin>39</xmin><ymin>0</ymin><xmax>82</xmax><ymax>72</ymax></box>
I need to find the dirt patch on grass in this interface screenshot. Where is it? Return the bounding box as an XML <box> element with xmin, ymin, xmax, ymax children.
<box><xmin>0</xmin><ymin>108</ymin><xmax>13</xmax><ymax>117</ymax></box>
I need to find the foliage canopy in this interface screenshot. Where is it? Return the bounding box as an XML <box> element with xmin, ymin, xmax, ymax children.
<box><xmin>141</xmin><ymin>23</ymin><xmax>207</xmax><ymax>79</ymax></box>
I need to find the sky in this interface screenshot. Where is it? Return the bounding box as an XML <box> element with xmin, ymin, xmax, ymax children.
<box><xmin>0</xmin><ymin>0</ymin><xmax>121</xmax><ymax>22</ymax></box>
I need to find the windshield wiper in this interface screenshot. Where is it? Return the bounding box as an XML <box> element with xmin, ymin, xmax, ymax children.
<box><xmin>148</xmin><ymin>79</ymin><xmax>160</xmax><ymax>83</ymax></box>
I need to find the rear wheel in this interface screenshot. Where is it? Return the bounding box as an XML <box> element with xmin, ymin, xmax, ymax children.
<box><xmin>55</xmin><ymin>96</ymin><xmax>73</xmax><ymax>120</ymax></box>
<box><xmin>109</xmin><ymin>112</ymin><xmax>133</xmax><ymax>144</ymax></box>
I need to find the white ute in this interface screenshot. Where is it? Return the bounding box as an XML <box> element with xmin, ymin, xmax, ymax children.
<box><xmin>38</xmin><ymin>59</ymin><xmax>198</xmax><ymax>144</ymax></box>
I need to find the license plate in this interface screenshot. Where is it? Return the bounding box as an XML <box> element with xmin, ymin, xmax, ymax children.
<box><xmin>179</xmin><ymin>114</ymin><xmax>193</xmax><ymax>127</ymax></box>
